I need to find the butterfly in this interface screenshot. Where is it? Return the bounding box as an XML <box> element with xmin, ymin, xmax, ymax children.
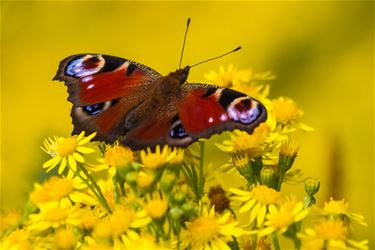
<box><xmin>53</xmin><ymin>53</ymin><xmax>267</xmax><ymax>150</ymax></box>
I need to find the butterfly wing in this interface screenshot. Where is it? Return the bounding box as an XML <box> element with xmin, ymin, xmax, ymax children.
<box><xmin>54</xmin><ymin>54</ymin><xmax>162</xmax><ymax>143</ymax></box>
<box><xmin>123</xmin><ymin>83</ymin><xmax>267</xmax><ymax>150</ymax></box>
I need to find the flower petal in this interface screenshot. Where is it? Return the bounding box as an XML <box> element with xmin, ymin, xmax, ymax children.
<box><xmin>76</xmin><ymin>146</ymin><xmax>95</xmax><ymax>154</ymax></box>
<box><xmin>68</xmin><ymin>155</ymin><xmax>77</xmax><ymax>171</ymax></box>
<box><xmin>77</xmin><ymin>132</ymin><xmax>96</xmax><ymax>145</ymax></box>
<box><xmin>73</xmin><ymin>152</ymin><xmax>85</xmax><ymax>163</ymax></box>
<box><xmin>58</xmin><ymin>157</ymin><xmax>67</xmax><ymax>174</ymax></box>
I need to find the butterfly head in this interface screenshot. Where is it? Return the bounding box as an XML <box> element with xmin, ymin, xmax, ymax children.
<box><xmin>171</xmin><ymin>66</ymin><xmax>190</xmax><ymax>84</ymax></box>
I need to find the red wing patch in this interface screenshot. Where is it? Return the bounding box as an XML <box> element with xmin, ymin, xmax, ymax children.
<box><xmin>177</xmin><ymin>88</ymin><xmax>228</xmax><ymax>133</ymax></box>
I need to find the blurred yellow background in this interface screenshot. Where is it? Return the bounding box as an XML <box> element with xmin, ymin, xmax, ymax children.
<box><xmin>1</xmin><ymin>1</ymin><xmax>373</xmax><ymax>244</ymax></box>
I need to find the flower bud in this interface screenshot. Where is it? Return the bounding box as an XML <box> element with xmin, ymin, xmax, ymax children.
<box><xmin>145</xmin><ymin>198</ymin><xmax>169</xmax><ymax>219</ymax></box>
<box><xmin>279</xmin><ymin>140</ymin><xmax>299</xmax><ymax>173</ymax></box>
<box><xmin>160</xmin><ymin>170</ymin><xmax>176</xmax><ymax>193</ymax></box>
<box><xmin>172</xmin><ymin>192</ymin><xmax>186</xmax><ymax>206</ymax></box>
<box><xmin>305</xmin><ymin>178</ymin><xmax>320</xmax><ymax>197</ymax></box>
<box><xmin>260</xmin><ymin>168</ymin><xmax>275</xmax><ymax>188</ymax></box>
<box><xmin>169</xmin><ymin>207</ymin><xmax>184</xmax><ymax>220</ymax></box>
<box><xmin>125</xmin><ymin>172</ymin><xmax>137</xmax><ymax>185</ymax></box>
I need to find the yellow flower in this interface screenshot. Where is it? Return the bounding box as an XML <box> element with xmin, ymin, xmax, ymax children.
<box><xmin>259</xmin><ymin>198</ymin><xmax>308</xmax><ymax>236</ymax></box>
<box><xmin>126</xmin><ymin>234</ymin><xmax>166</xmax><ymax>249</ymax></box>
<box><xmin>0</xmin><ymin>229</ymin><xmax>32</xmax><ymax>249</ymax></box>
<box><xmin>42</xmin><ymin>132</ymin><xmax>105</xmax><ymax>177</ymax></box>
<box><xmin>230</xmin><ymin>184</ymin><xmax>281</xmax><ymax>227</ymax></box>
<box><xmin>299</xmin><ymin>219</ymin><xmax>368</xmax><ymax>250</ymax></box>
<box><xmin>216</xmin><ymin>123</ymin><xmax>271</xmax><ymax>153</ymax></box>
<box><xmin>0</xmin><ymin>209</ymin><xmax>21</xmax><ymax>233</ymax></box>
<box><xmin>92</xmin><ymin>205</ymin><xmax>151</xmax><ymax>245</ymax></box>
<box><xmin>145</xmin><ymin>198</ymin><xmax>169</xmax><ymax>219</ymax></box>
<box><xmin>27</xmin><ymin>203</ymin><xmax>81</xmax><ymax>232</ymax></box>
<box><xmin>140</xmin><ymin>145</ymin><xmax>170</xmax><ymax>169</ymax></box>
<box><xmin>29</xmin><ymin>176</ymin><xmax>97</xmax><ymax>207</ymax></box>
<box><xmin>136</xmin><ymin>171</ymin><xmax>155</xmax><ymax>188</ymax></box>
<box><xmin>280</xmin><ymin>139</ymin><xmax>299</xmax><ymax>158</ymax></box>
<box><xmin>168</xmin><ymin>147</ymin><xmax>185</xmax><ymax>165</ymax></box>
<box><xmin>78</xmin><ymin>208</ymin><xmax>99</xmax><ymax>231</ymax></box>
<box><xmin>54</xmin><ymin>227</ymin><xmax>77</xmax><ymax>250</ymax></box>
<box><xmin>322</xmin><ymin>197</ymin><xmax>368</xmax><ymax>226</ymax></box>
<box><xmin>184</xmin><ymin>206</ymin><xmax>245</xmax><ymax>250</ymax></box>
<box><xmin>272</xmin><ymin>97</ymin><xmax>303</xmax><ymax>125</ymax></box>
<box><xmin>104</xmin><ymin>144</ymin><xmax>134</xmax><ymax>170</ymax></box>
<box><xmin>204</xmin><ymin>65</ymin><xmax>252</xmax><ymax>88</ymax></box>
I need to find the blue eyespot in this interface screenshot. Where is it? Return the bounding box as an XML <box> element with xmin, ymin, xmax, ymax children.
<box><xmin>170</xmin><ymin>122</ymin><xmax>188</xmax><ymax>138</ymax></box>
<box><xmin>82</xmin><ymin>103</ymin><xmax>105</xmax><ymax>115</ymax></box>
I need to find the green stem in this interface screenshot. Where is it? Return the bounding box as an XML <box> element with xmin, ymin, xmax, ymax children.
<box><xmin>198</xmin><ymin>140</ymin><xmax>205</xmax><ymax>202</ymax></box>
<box><xmin>113</xmin><ymin>176</ymin><xmax>120</xmax><ymax>204</ymax></box>
<box><xmin>276</xmin><ymin>171</ymin><xmax>285</xmax><ymax>191</ymax></box>
<box><xmin>77</xmin><ymin>164</ymin><xmax>112</xmax><ymax>213</ymax></box>
<box><xmin>272</xmin><ymin>232</ymin><xmax>281</xmax><ymax>250</ymax></box>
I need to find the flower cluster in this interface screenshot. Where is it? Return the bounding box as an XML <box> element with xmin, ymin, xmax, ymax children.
<box><xmin>1</xmin><ymin>66</ymin><xmax>368</xmax><ymax>250</ymax></box>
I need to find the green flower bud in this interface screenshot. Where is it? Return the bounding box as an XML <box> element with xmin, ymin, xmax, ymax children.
<box><xmin>305</xmin><ymin>178</ymin><xmax>320</xmax><ymax>197</ymax></box>
<box><xmin>171</xmin><ymin>192</ymin><xmax>186</xmax><ymax>206</ymax></box>
<box><xmin>160</xmin><ymin>171</ymin><xmax>176</xmax><ymax>194</ymax></box>
<box><xmin>125</xmin><ymin>171</ymin><xmax>137</xmax><ymax>185</ymax></box>
<box><xmin>279</xmin><ymin>140</ymin><xmax>299</xmax><ymax>173</ymax></box>
<box><xmin>169</xmin><ymin>207</ymin><xmax>183</xmax><ymax>220</ymax></box>
<box><xmin>260</xmin><ymin>168</ymin><xmax>275</xmax><ymax>188</ymax></box>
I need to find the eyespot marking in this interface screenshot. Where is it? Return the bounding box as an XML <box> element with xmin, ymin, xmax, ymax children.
<box><xmin>66</xmin><ymin>55</ymin><xmax>105</xmax><ymax>78</ymax></box>
<box><xmin>227</xmin><ymin>97</ymin><xmax>261</xmax><ymax>124</ymax></box>
<box><xmin>170</xmin><ymin>120</ymin><xmax>189</xmax><ymax>138</ymax></box>
<box><xmin>76</xmin><ymin>100</ymin><xmax>117</xmax><ymax>117</ymax></box>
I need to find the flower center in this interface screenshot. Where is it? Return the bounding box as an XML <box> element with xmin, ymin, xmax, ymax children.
<box><xmin>104</xmin><ymin>145</ymin><xmax>133</xmax><ymax>169</ymax></box>
<box><xmin>56</xmin><ymin>138</ymin><xmax>77</xmax><ymax>157</ymax></box>
<box><xmin>315</xmin><ymin>220</ymin><xmax>348</xmax><ymax>240</ymax></box>
<box><xmin>251</xmin><ymin>185</ymin><xmax>280</xmax><ymax>205</ymax></box>
<box><xmin>270</xmin><ymin>211</ymin><xmax>294</xmax><ymax>229</ymax></box>
<box><xmin>44</xmin><ymin>207</ymin><xmax>67</xmax><ymax>223</ymax></box>
<box><xmin>49</xmin><ymin>178</ymin><xmax>74</xmax><ymax>199</ymax></box>
<box><xmin>110</xmin><ymin>208</ymin><xmax>134</xmax><ymax>237</ymax></box>
<box><xmin>190</xmin><ymin>217</ymin><xmax>219</xmax><ymax>243</ymax></box>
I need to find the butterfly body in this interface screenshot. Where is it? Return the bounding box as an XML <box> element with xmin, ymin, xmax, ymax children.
<box><xmin>54</xmin><ymin>54</ymin><xmax>267</xmax><ymax>150</ymax></box>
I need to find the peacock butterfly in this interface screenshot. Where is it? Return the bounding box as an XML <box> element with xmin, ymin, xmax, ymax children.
<box><xmin>53</xmin><ymin>22</ymin><xmax>267</xmax><ymax>150</ymax></box>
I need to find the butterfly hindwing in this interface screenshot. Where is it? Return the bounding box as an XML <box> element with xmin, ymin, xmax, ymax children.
<box><xmin>54</xmin><ymin>54</ymin><xmax>162</xmax><ymax>142</ymax></box>
<box><xmin>122</xmin><ymin>83</ymin><xmax>267</xmax><ymax>149</ymax></box>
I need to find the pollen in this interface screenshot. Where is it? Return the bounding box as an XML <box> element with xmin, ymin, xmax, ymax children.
<box><xmin>189</xmin><ymin>217</ymin><xmax>219</xmax><ymax>243</ymax></box>
<box><xmin>56</xmin><ymin>137</ymin><xmax>77</xmax><ymax>157</ymax></box>
<box><xmin>44</xmin><ymin>207</ymin><xmax>68</xmax><ymax>223</ymax></box>
<box><xmin>251</xmin><ymin>184</ymin><xmax>281</xmax><ymax>205</ymax></box>
<box><xmin>104</xmin><ymin>145</ymin><xmax>134</xmax><ymax>169</ymax></box>
<box><xmin>314</xmin><ymin>220</ymin><xmax>348</xmax><ymax>240</ymax></box>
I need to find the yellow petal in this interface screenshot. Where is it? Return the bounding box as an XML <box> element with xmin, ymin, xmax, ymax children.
<box><xmin>77</xmin><ymin>132</ymin><xmax>96</xmax><ymax>145</ymax></box>
<box><xmin>258</xmin><ymin>226</ymin><xmax>275</xmax><ymax>236</ymax></box>
<box><xmin>239</xmin><ymin>199</ymin><xmax>256</xmax><ymax>213</ymax></box>
<box><xmin>58</xmin><ymin>157</ymin><xmax>67</xmax><ymax>174</ymax></box>
<box><xmin>76</xmin><ymin>131</ymin><xmax>85</xmax><ymax>141</ymax></box>
<box><xmin>42</xmin><ymin>156</ymin><xmax>61</xmax><ymax>168</ymax></box>
<box><xmin>68</xmin><ymin>155</ymin><xmax>77</xmax><ymax>171</ymax></box>
<box><xmin>76</xmin><ymin>146</ymin><xmax>95</xmax><ymax>154</ymax></box>
<box><xmin>130</xmin><ymin>217</ymin><xmax>151</xmax><ymax>228</ymax></box>
<box><xmin>73</xmin><ymin>152</ymin><xmax>85</xmax><ymax>163</ymax></box>
<box><xmin>256</xmin><ymin>205</ymin><xmax>267</xmax><ymax>227</ymax></box>
<box><xmin>229</xmin><ymin>188</ymin><xmax>251</xmax><ymax>196</ymax></box>
<box><xmin>250</xmin><ymin>202</ymin><xmax>261</xmax><ymax>223</ymax></box>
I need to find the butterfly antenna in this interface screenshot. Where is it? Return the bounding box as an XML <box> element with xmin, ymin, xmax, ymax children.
<box><xmin>189</xmin><ymin>46</ymin><xmax>242</xmax><ymax>68</ymax></box>
<box><xmin>179</xmin><ymin>18</ymin><xmax>191</xmax><ymax>69</ymax></box>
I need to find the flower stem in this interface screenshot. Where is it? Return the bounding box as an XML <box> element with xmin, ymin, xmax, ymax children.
<box><xmin>77</xmin><ymin>164</ymin><xmax>112</xmax><ymax>213</ymax></box>
<box><xmin>272</xmin><ymin>232</ymin><xmax>281</xmax><ymax>250</ymax></box>
<box><xmin>113</xmin><ymin>176</ymin><xmax>120</xmax><ymax>204</ymax></box>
